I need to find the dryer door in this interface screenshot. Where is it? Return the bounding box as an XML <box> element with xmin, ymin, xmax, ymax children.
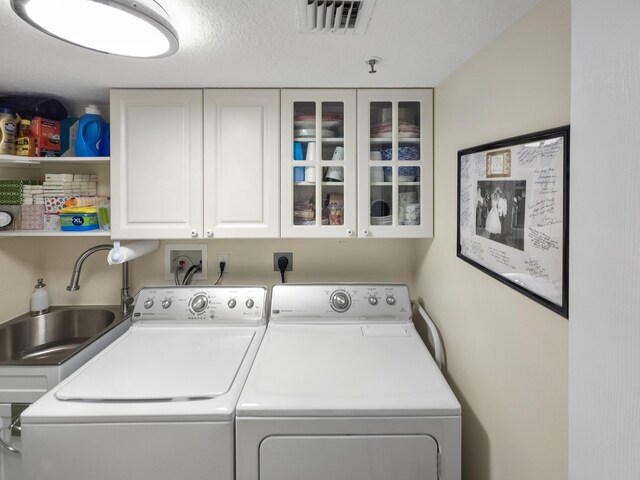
<box><xmin>260</xmin><ymin>434</ymin><xmax>439</xmax><ymax>480</ymax></box>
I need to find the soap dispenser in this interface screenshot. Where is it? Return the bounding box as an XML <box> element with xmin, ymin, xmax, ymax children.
<box><xmin>30</xmin><ymin>278</ymin><xmax>50</xmax><ymax>316</ymax></box>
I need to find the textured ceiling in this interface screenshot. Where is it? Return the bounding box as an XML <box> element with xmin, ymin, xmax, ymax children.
<box><xmin>0</xmin><ymin>0</ymin><xmax>542</xmax><ymax>105</ymax></box>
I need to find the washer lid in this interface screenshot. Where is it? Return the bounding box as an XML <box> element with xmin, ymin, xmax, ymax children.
<box><xmin>56</xmin><ymin>327</ymin><xmax>256</xmax><ymax>402</ymax></box>
<box><xmin>237</xmin><ymin>324</ymin><xmax>461</xmax><ymax>417</ymax></box>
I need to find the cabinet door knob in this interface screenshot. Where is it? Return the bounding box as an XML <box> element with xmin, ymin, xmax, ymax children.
<box><xmin>362</xmin><ymin>229</ymin><xmax>370</xmax><ymax>237</ymax></box>
<box><xmin>205</xmin><ymin>230</ymin><xmax>213</xmax><ymax>238</ymax></box>
<box><xmin>190</xmin><ymin>230</ymin><xmax>198</xmax><ymax>238</ymax></box>
<box><xmin>346</xmin><ymin>229</ymin><xmax>354</xmax><ymax>237</ymax></box>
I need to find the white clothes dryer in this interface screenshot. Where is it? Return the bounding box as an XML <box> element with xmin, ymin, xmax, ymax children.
<box><xmin>236</xmin><ymin>284</ymin><xmax>461</xmax><ymax>480</ymax></box>
<box><xmin>21</xmin><ymin>286</ymin><xmax>268</xmax><ymax>480</ymax></box>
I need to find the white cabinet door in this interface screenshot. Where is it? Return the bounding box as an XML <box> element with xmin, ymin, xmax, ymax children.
<box><xmin>281</xmin><ymin>89</ymin><xmax>357</xmax><ymax>238</ymax></box>
<box><xmin>357</xmin><ymin>89</ymin><xmax>434</xmax><ymax>238</ymax></box>
<box><xmin>110</xmin><ymin>89</ymin><xmax>203</xmax><ymax>239</ymax></box>
<box><xmin>203</xmin><ymin>89</ymin><xmax>280</xmax><ymax>238</ymax></box>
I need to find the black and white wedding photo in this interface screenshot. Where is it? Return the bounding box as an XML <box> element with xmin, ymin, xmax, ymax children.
<box><xmin>475</xmin><ymin>180</ymin><xmax>526</xmax><ymax>251</ymax></box>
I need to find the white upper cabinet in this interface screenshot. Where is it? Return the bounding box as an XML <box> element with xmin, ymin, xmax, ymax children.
<box><xmin>203</xmin><ymin>89</ymin><xmax>280</xmax><ymax>238</ymax></box>
<box><xmin>111</xmin><ymin>89</ymin><xmax>203</xmax><ymax>239</ymax></box>
<box><xmin>111</xmin><ymin>88</ymin><xmax>431</xmax><ymax>240</ymax></box>
<box><xmin>281</xmin><ymin>89</ymin><xmax>357</xmax><ymax>238</ymax></box>
<box><xmin>357</xmin><ymin>89</ymin><xmax>433</xmax><ymax>238</ymax></box>
<box><xmin>111</xmin><ymin>89</ymin><xmax>279</xmax><ymax>239</ymax></box>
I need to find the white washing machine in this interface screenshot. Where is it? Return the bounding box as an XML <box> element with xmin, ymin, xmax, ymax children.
<box><xmin>236</xmin><ymin>284</ymin><xmax>461</xmax><ymax>480</ymax></box>
<box><xmin>21</xmin><ymin>285</ymin><xmax>267</xmax><ymax>480</ymax></box>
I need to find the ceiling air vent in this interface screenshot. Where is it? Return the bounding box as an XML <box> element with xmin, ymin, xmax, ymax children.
<box><xmin>297</xmin><ymin>0</ymin><xmax>376</xmax><ymax>34</ymax></box>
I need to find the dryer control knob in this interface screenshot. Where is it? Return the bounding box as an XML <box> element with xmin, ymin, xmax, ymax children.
<box><xmin>330</xmin><ymin>290</ymin><xmax>351</xmax><ymax>312</ymax></box>
<box><xmin>161</xmin><ymin>299</ymin><xmax>172</xmax><ymax>309</ymax></box>
<box><xmin>386</xmin><ymin>295</ymin><xmax>396</xmax><ymax>305</ymax></box>
<box><xmin>227</xmin><ymin>298</ymin><xmax>237</xmax><ymax>309</ymax></box>
<box><xmin>246</xmin><ymin>298</ymin><xmax>255</xmax><ymax>309</ymax></box>
<box><xmin>143</xmin><ymin>298</ymin><xmax>154</xmax><ymax>309</ymax></box>
<box><xmin>368</xmin><ymin>295</ymin><xmax>378</xmax><ymax>306</ymax></box>
<box><xmin>191</xmin><ymin>294</ymin><xmax>208</xmax><ymax>313</ymax></box>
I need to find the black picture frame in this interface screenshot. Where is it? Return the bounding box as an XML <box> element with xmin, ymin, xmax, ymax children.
<box><xmin>457</xmin><ymin>126</ymin><xmax>570</xmax><ymax>318</ymax></box>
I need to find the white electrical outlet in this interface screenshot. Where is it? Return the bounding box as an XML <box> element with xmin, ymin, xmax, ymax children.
<box><xmin>165</xmin><ymin>244</ymin><xmax>208</xmax><ymax>281</ymax></box>
<box><xmin>217</xmin><ymin>254</ymin><xmax>229</xmax><ymax>273</ymax></box>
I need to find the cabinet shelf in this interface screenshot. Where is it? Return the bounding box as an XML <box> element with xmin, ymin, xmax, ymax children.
<box><xmin>294</xmin><ymin>137</ymin><xmax>344</xmax><ymax>143</ymax></box>
<box><xmin>0</xmin><ymin>155</ymin><xmax>110</xmax><ymax>167</ymax></box>
<box><xmin>0</xmin><ymin>155</ymin><xmax>112</xmax><ymax>238</ymax></box>
<box><xmin>369</xmin><ymin>137</ymin><xmax>420</xmax><ymax>144</ymax></box>
<box><xmin>370</xmin><ymin>181</ymin><xmax>421</xmax><ymax>186</ymax></box>
<box><xmin>0</xmin><ymin>230</ymin><xmax>110</xmax><ymax>238</ymax></box>
<box><xmin>294</xmin><ymin>181</ymin><xmax>345</xmax><ymax>187</ymax></box>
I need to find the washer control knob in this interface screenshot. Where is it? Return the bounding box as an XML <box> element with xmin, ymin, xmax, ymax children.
<box><xmin>161</xmin><ymin>298</ymin><xmax>172</xmax><ymax>309</ymax></box>
<box><xmin>143</xmin><ymin>298</ymin><xmax>154</xmax><ymax>309</ymax></box>
<box><xmin>368</xmin><ymin>295</ymin><xmax>378</xmax><ymax>306</ymax></box>
<box><xmin>386</xmin><ymin>295</ymin><xmax>396</xmax><ymax>306</ymax></box>
<box><xmin>330</xmin><ymin>290</ymin><xmax>351</xmax><ymax>312</ymax></box>
<box><xmin>191</xmin><ymin>294</ymin><xmax>208</xmax><ymax>313</ymax></box>
<box><xmin>246</xmin><ymin>298</ymin><xmax>255</xmax><ymax>309</ymax></box>
<box><xmin>227</xmin><ymin>298</ymin><xmax>237</xmax><ymax>309</ymax></box>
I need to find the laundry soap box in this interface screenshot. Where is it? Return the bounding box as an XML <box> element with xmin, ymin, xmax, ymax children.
<box><xmin>59</xmin><ymin>205</ymin><xmax>99</xmax><ymax>231</ymax></box>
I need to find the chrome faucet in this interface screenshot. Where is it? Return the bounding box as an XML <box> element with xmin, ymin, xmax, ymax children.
<box><xmin>67</xmin><ymin>244</ymin><xmax>134</xmax><ymax>315</ymax></box>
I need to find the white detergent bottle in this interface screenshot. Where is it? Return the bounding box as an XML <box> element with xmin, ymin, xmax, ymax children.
<box><xmin>30</xmin><ymin>278</ymin><xmax>50</xmax><ymax>315</ymax></box>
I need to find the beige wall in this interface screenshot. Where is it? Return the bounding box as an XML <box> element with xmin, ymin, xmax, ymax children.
<box><xmin>0</xmin><ymin>237</ymin><xmax>418</xmax><ymax>322</ymax></box>
<box><xmin>415</xmin><ymin>0</ymin><xmax>570</xmax><ymax>479</ymax></box>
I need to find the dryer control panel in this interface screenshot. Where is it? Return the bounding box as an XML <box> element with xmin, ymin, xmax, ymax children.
<box><xmin>132</xmin><ymin>286</ymin><xmax>267</xmax><ymax>324</ymax></box>
<box><xmin>270</xmin><ymin>284</ymin><xmax>412</xmax><ymax>323</ymax></box>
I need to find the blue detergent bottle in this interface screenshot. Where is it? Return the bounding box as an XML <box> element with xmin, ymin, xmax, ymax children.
<box><xmin>98</xmin><ymin>124</ymin><xmax>110</xmax><ymax>156</ymax></box>
<box><xmin>75</xmin><ymin>105</ymin><xmax>106</xmax><ymax>157</ymax></box>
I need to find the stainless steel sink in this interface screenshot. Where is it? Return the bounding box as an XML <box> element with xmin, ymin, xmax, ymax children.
<box><xmin>0</xmin><ymin>306</ymin><xmax>126</xmax><ymax>366</ymax></box>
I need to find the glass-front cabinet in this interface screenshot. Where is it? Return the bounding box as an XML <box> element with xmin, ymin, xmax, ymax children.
<box><xmin>357</xmin><ymin>89</ymin><xmax>433</xmax><ymax>238</ymax></box>
<box><xmin>281</xmin><ymin>88</ymin><xmax>432</xmax><ymax>239</ymax></box>
<box><xmin>281</xmin><ymin>90</ymin><xmax>357</xmax><ymax>237</ymax></box>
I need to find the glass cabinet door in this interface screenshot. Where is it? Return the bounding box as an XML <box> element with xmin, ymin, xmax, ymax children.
<box><xmin>357</xmin><ymin>89</ymin><xmax>433</xmax><ymax>238</ymax></box>
<box><xmin>281</xmin><ymin>90</ymin><xmax>357</xmax><ymax>238</ymax></box>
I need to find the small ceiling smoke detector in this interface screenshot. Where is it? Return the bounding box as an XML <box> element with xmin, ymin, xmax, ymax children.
<box><xmin>11</xmin><ymin>0</ymin><xmax>179</xmax><ymax>58</ymax></box>
<box><xmin>297</xmin><ymin>0</ymin><xmax>376</xmax><ymax>34</ymax></box>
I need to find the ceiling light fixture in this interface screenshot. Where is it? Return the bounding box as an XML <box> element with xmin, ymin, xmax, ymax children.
<box><xmin>10</xmin><ymin>0</ymin><xmax>179</xmax><ymax>58</ymax></box>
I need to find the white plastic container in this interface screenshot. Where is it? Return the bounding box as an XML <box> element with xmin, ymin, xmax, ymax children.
<box><xmin>30</xmin><ymin>278</ymin><xmax>50</xmax><ymax>315</ymax></box>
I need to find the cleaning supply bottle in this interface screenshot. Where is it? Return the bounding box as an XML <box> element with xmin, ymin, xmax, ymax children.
<box><xmin>0</xmin><ymin>107</ymin><xmax>19</xmax><ymax>155</ymax></box>
<box><xmin>75</xmin><ymin>105</ymin><xmax>106</xmax><ymax>157</ymax></box>
<box><xmin>98</xmin><ymin>123</ymin><xmax>110</xmax><ymax>156</ymax></box>
<box><xmin>30</xmin><ymin>278</ymin><xmax>50</xmax><ymax>315</ymax></box>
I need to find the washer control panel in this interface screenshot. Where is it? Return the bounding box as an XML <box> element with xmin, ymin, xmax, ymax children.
<box><xmin>271</xmin><ymin>284</ymin><xmax>412</xmax><ymax>323</ymax></box>
<box><xmin>133</xmin><ymin>286</ymin><xmax>267</xmax><ymax>324</ymax></box>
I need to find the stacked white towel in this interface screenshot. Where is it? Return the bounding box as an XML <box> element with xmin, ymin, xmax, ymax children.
<box><xmin>42</xmin><ymin>173</ymin><xmax>99</xmax><ymax>197</ymax></box>
<box><xmin>22</xmin><ymin>184</ymin><xmax>45</xmax><ymax>205</ymax></box>
<box><xmin>44</xmin><ymin>173</ymin><xmax>74</xmax><ymax>182</ymax></box>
